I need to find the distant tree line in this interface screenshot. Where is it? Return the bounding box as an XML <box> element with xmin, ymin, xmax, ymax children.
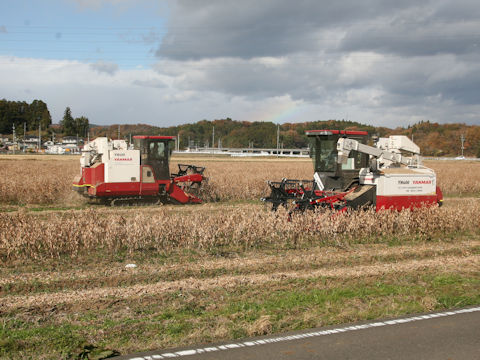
<box><xmin>91</xmin><ymin>118</ymin><xmax>377</xmax><ymax>149</ymax></box>
<box><xmin>90</xmin><ymin>118</ymin><xmax>480</xmax><ymax>157</ymax></box>
<box><xmin>2</xmin><ymin>98</ymin><xmax>478</xmax><ymax>157</ymax></box>
<box><xmin>0</xmin><ymin>99</ymin><xmax>89</xmax><ymax>138</ymax></box>
<box><xmin>0</xmin><ymin>99</ymin><xmax>52</xmax><ymax>134</ymax></box>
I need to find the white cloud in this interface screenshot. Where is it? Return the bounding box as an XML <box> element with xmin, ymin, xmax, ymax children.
<box><xmin>0</xmin><ymin>56</ymin><xmax>174</xmax><ymax>124</ymax></box>
<box><xmin>2</xmin><ymin>52</ymin><xmax>480</xmax><ymax>129</ymax></box>
<box><xmin>89</xmin><ymin>60</ymin><xmax>119</xmax><ymax>76</ymax></box>
<box><xmin>132</xmin><ymin>78</ymin><xmax>167</xmax><ymax>88</ymax></box>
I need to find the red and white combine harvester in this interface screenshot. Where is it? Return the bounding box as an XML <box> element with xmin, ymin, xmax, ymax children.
<box><xmin>262</xmin><ymin>130</ymin><xmax>443</xmax><ymax>213</ymax></box>
<box><xmin>73</xmin><ymin>136</ymin><xmax>206</xmax><ymax>205</ymax></box>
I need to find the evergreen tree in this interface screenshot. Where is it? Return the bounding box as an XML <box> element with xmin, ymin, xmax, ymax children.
<box><xmin>74</xmin><ymin>116</ymin><xmax>89</xmax><ymax>137</ymax></box>
<box><xmin>61</xmin><ymin>107</ymin><xmax>75</xmax><ymax>135</ymax></box>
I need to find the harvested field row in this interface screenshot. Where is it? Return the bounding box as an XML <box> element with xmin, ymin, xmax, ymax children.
<box><xmin>1</xmin><ymin>253</ymin><xmax>478</xmax><ymax>313</ymax></box>
<box><xmin>1</xmin><ymin>201</ymin><xmax>480</xmax><ymax>262</ymax></box>
<box><xmin>0</xmin><ymin>157</ymin><xmax>479</xmax><ymax>206</ymax></box>
<box><xmin>3</xmin><ymin>263</ymin><xmax>478</xmax><ymax>359</ymax></box>
<box><xmin>2</xmin><ymin>240</ymin><xmax>479</xmax><ymax>293</ymax></box>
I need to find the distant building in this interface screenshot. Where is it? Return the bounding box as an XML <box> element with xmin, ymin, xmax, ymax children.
<box><xmin>46</xmin><ymin>145</ymin><xmax>66</xmax><ymax>154</ymax></box>
<box><xmin>62</xmin><ymin>136</ymin><xmax>78</xmax><ymax>145</ymax></box>
<box><xmin>43</xmin><ymin>136</ymin><xmax>82</xmax><ymax>154</ymax></box>
<box><xmin>24</xmin><ymin>135</ymin><xmax>40</xmax><ymax>150</ymax></box>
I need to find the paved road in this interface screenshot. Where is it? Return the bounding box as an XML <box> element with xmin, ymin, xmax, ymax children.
<box><xmin>118</xmin><ymin>307</ymin><xmax>480</xmax><ymax>360</ymax></box>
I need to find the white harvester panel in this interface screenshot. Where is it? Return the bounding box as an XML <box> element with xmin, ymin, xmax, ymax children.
<box><xmin>376</xmin><ymin>136</ymin><xmax>420</xmax><ymax>154</ymax></box>
<box><xmin>105</xmin><ymin>149</ymin><xmax>140</xmax><ymax>183</ymax></box>
<box><xmin>360</xmin><ymin>168</ymin><xmax>436</xmax><ymax>196</ymax></box>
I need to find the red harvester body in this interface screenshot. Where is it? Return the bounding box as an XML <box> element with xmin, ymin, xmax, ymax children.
<box><xmin>262</xmin><ymin>130</ymin><xmax>443</xmax><ymax>213</ymax></box>
<box><xmin>73</xmin><ymin>136</ymin><xmax>206</xmax><ymax>205</ymax></box>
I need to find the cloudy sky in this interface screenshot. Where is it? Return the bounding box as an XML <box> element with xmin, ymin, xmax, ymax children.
<box><xmin>1</xmin><ymin>0</ymin><xmax>479</xmax><ymax>128</ymax></box>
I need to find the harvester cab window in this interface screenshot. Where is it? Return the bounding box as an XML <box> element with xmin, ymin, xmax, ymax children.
<box><xmin>133</xmin><ymin>137</ymin><xmax>171</xmax><ymax>180</ymax></box>
<box><xmin>318</xmin><ymin>139</ymin><xmax>337</xmax><ymax>172</ymax></box>
<box><xmin>149</xmin><ymin>141</ymin><xmax>166</xmax><ymax>159</ymax></box>
<box><xmin>146</xmin><ymin>140</ymin><xmax>169</xmax><ymax>180</ymax></box>
<box><xmin>342</xmin><ymin>151</ymin><xmax>363</xmax><ymax>170</ymax></box>
<box><xmin>310</xmin><ymin>134</ymin><xmax>369</xmax><ymax>174</ymax></box>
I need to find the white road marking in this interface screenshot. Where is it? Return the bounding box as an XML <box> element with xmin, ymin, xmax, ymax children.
<box><xmin>127</xmin><ymin>307</ymin><xmax>480</xmax><ymax>360</ymax></box>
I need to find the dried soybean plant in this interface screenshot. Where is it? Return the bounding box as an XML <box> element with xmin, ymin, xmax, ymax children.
<box><xmin>1</xmin><ymin>201</ymin><xmax>479</xmax><ymax>262</ymax></box>
<box><xmin>426</xmin><ymin>160</ymin><xmax>480</xmax><ymax>196</ymax></box>
<box><xmin>0</xmin><ymin>159</ymin><xmax>80</xmax><ymax>205</ymax></box>
<box><xmin>0</xmin><ymin>158</ymin><xmax>478</xmax><ymax>206</ymax></box>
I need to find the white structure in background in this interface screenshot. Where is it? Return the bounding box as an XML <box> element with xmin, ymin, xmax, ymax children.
<box><xmin>180</xmin><ymin>146</ymin><xmax>310</xmax><ymax>157</ymax></box>
<box><xmin>45</xmin><ymin>136</ymin><xmax>82</xmax><ymax>154</ymax></box>
<box><xmin>61</xmin><ymin>136</ymin><xmax>81</xmax><ymax>153</ymax></box>
<box><xmin>45</xmin><ymin>145</ymin><xmax>67</xmax><ymax>154</ymax></box>
<box><xmin>24</xmin><ymin>135</ymin><xmax>40</xmax><ymax>151</ymax></box>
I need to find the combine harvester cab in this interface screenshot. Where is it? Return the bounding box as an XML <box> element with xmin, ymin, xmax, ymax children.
<box><xmin>73</xmin><ymin>136</ymin><xmax>206</xmax><ymax>205</ymax></box>
<box><xmin>262</xmin><ymin>130</ymin><xmax>443</xmax><ymax>212</ymax></box>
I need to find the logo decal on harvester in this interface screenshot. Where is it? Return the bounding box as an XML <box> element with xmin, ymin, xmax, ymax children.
<box><xmin>398</xmin><ymin>180</ymin><xmax>410</xmax><ymax>184</ymax></box>
<box><xmin>413</xmin><ymin>180</ymin><xmax>432</xmax><ymax>184</ymax></box>
<box><xmin>113</xmin><ymin>153</ymin><xmax>133</xmax><ymax>161</ymax></box>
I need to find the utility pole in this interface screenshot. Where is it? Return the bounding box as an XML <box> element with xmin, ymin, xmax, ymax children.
<box><xmin>38</xmin><ymin>122</ymin><xmax>41</xmax><ymax>152</ymax></box>
<box><xmin>212</xmin><ymin>126</ymin><xmax>215</xmax><ymax>154</ymax></box>
<box><xmin>118</xmin><ymin>125</ymin><xmax>120</xmax><ymax>140</ymax></box>
<box><xmin>461</xmin><ymin>134</ymin><xmax>465</xmax><ymax>157</ymax></box>
<box><xmin>177</xmin><ymin>133</ymin><xmax>180</xmax><ymax>151</ymax></box>
<box><xmin>23</xmin><ymin>122</ymin><xmax>26</xmax><ymax>153</ymax></box>
<box><xmin>12</xmin><ymin>123</ymin><xmax>16</xmax><ymax>154</ymax></box>
<box><xmin>276</xmin><ymin>124</ymin><xmax>280</xmax><ymax>157</ymax></box>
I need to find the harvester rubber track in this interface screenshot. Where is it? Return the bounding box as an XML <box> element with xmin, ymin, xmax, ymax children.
<box><xmin>106</xmin><ymin>196</ymin><xmax>165</xmax><ymax>207</ymax></box>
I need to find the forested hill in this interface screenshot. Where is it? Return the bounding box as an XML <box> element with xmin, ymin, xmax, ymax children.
<box><xmin>90</xmin><ymin>118</ymin><xmax>480</xmax><ymax>157</ymax></box>
<box><xmin>1</xmin><ymin>97</ymin><xmax>477</xmax><ymax>157</ymax></box>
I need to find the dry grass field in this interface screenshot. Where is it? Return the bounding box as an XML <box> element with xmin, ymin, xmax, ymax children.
<box><xmin>0</xmin><ymin>154</ymin><xmax>479</xmax><ymax>359</ymax></box>
<box><xmin>0</xmin><ymin>155</ymin><xmax>478</xmax><ymax>206</ymax></box>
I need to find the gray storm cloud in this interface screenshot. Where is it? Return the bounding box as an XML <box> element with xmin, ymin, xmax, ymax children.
<box><xmin>158</xmin><ymin>0</ymin><xmax>420</xmax><ymax>60</ymax></box>
<box><xmin>152</xmin><ymin>0</ymin><xmax>480</xmax><ymax>125</ymax></box>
